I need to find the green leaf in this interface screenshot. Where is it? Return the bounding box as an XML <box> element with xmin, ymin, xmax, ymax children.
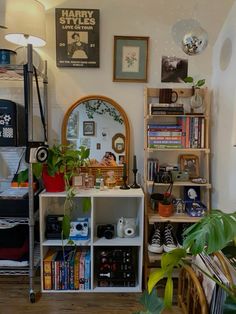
<box><xmin>164</xmin><ymin>275</ymin><xmax>173</xmax><ymax>308</ymax></box>
<box><xmin>223</xmin><ymin>295</ymin><xmax>236</xmax><ymax>313</ymax></box>
<box><xmin>139</xmin><ymin>289</ymin><xmax>164</xmax><ymax>314</ymax></box>
<box><xmin>148</xmin><ymin>269</ymin><xmax>166</xmax><ymax>293</ymax></box>
<box><xmin>82</xmin><ymin>197</ymin><xmax>91</xmax><ymax>213</ymax></box>
<box><xmin>161</xmin><ymin>248</ymin><xmax>186</xmax><ymax>271</ymax></box>
<box><xmin>62</xmin><ymin>214</ymin><xmax>71</xmax><ymax>238</ymax></box>
<box><xmin>196</xmin><ymin>79</ymin><xmax>205</xmax><ymax>87</ymax></box>
<box><xmin>183</xmin><ymin>210</ymin><xmax>236</xmax><ymax>255</ymax></box>
<box><xmin>183</xmin><ymin>76</ymin><xmax>194</xmax><ymax>83</ymax></box>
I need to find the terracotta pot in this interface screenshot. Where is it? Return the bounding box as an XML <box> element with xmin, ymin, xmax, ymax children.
<box><xmin>42</xmin><ymin>168</ymin><xmax>65</xmax><ymax>192</ymax></box>
<box><xmin>158</xmin><ymin>202</ymin><xmax>173</xmax><ymax>217</ymax></box>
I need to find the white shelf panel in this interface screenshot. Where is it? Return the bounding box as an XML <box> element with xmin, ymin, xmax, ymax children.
<box><xmin>40</xmin><ymin>188</ymin><xmax>144</xmax><ymax>198</ymax></box>
<box><xmin>93</xmin><ymin>286</ymin><xmax>141</xmax><ymax>293</ymax></box>
<box><xmin>42</xmin><ymin>289</ymin><xmax>92</xmax><ymax>293</ymax></box>
<box><xmin>42</xmin><ymin>239</ymin><xmax>91</xmax><ymax>246</ymax></box>
<box><xmin>93</xmin><ymin>236</ymin><xmax>142</xmax><ymax>246</ymax></box>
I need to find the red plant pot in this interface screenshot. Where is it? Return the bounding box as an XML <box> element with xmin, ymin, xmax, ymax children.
<box><xmin>42</xmin><ymin>168</ymin><xmax>65</xmax><ymax>192</ymax></box>
<box><xmin>158</xmin><ymin>202</ymin><xmax>173</xmax><ymax>217</ymax></box>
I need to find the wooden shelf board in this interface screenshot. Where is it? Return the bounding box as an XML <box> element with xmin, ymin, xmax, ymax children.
<box><xmin>147</xmin><ymin>180</ymin><xmax>211</xmax><ymax>188</ymax></box>
<box><xmin>146</xmin><ymin>148</ymin><xmax>210</xmax><ymax>153</ymax></box>
<box><xmin>148</xmin><ymin>212</ymin><xmax>201</xmax><ymax>223</ymax></box>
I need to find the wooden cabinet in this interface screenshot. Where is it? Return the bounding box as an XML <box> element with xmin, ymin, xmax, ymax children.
<box><xmin>39</xmin><ymin>188</ymin><xmax>144</xmax><ymax>293</ymax></box>
<box><xmin>143</xmin><ymin>87</ymin><xmax>211</xmax><ymax>286</ymax></box>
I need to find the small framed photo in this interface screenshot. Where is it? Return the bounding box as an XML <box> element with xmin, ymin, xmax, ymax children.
<box><xmin>113</xmin><ymin>36</ymin><xmax>149</xmax><ymax>82</ymax></box>
<box><xmin>83</xmin><ymin>121</ymin><xmax>95</xmax><ymax>136</ymax></box>
<box><xmin>179</xmin><ymin>154</ymin><xmax>199</xmax><ymax>178</ymax></box>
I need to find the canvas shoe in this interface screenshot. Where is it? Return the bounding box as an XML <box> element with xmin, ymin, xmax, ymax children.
<box><xmin>163</xmin><ymin>223</ymin><xmax>178</xmax><ymax>253</ymax></box>
<box><xmin>176</xmin><ymin>223</ymin><xmax>191</xmax><ymax>247</ymax></box>
<box><xmin>148</xmin><ymin>223</ymin><xmax>163</xmax><ymax>253</ymax></box>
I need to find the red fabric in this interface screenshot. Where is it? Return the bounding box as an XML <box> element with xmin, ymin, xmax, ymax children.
<box><xmin>0</xmin><ymin>238</ymin><xmax>29</xmax><ymax>260</ymax></box>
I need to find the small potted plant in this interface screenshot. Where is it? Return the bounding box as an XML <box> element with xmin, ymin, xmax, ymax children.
<box><xmin>158</xmin><ymin>191</ymin><xmax>173</xmax><ymax>217</ymax></box>
<box><xmin>184</xmin><ymin>76</ymin><xmax>206</xmax><ymax>112</ymax></box>
<box><xmin>17</xmin><ymin>143</ymin><xmax>90</xmax><ymax>192</ymax></box>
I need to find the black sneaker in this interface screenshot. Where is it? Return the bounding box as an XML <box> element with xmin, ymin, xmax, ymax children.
<box><xmin>163</xmin><ymin>223</ymin><xmax>177</xmax><ymax>252</ymax></box>
<box><xmin>176</xmin><ymin>223</ymin><xmax>191</xmax><ymax>247</ymax></box>
<box><xmin>148</xmin><ymin>223</ymin><xmax>163</xmax><ymax>253</ymax></box>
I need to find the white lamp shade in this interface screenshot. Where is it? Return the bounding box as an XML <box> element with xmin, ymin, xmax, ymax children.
<box><xmin>4</xmin><ymin>0</ymin><xmax>46</xmax><ymax>47</ymax></box>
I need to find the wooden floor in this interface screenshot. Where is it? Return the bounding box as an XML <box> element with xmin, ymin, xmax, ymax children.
<box><xmin>0</xmin><ymin>276</ymin><xmax>182</xmax><ymax>314</ymax></box>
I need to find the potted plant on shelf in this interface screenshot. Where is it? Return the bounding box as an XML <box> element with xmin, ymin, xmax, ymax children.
<box><xmin>136</xmin><ymin>210</ymin><xmax>236</xmax><ymax>314</ymax></box>
<box><xmin>17</xmin><ymin>143</ymin><xmax>91</xmax><ymax>243</ymax></box>
<box><xmin>158</xmin><ymin>183</ymin><xmax>173</xmax><ymax>217</ymax></box>
<box><xmin>184</xmin><ymin>76</ymin><xmax>206</xmax><ymax>113</ymax></box>
<box><xmin>158</xmin><ymin>193</ymin><xmax>173</xmax><ymax>217</ymax></box>
<box><xmin>17</xmin><ymin>143</ymin><xmax>90</xmax><ymax>192</ymax></box>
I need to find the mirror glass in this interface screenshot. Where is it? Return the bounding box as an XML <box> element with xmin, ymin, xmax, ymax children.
<box><xmin>62</xmin><ymin>95</ymin><xmax>130</xmax><ymax>168</ymax></box>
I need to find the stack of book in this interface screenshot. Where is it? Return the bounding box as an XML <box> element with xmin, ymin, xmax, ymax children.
<box><xmin>149</xmin><ymin>103</ymin><xmax>184</xmax><ymax>115</ymax></box>
<box><xmin>147</xmin><ymin>118</ymin><xmax>205</xmax><ymax>149</ymax></box>
<box><xmin>148</xmin><ymin>123</ymin><xmax>182</xmax><ymax>149</ymax></box>
<box><xmin>43</xmin><ymin>248</ymin><xmax>91</xmax><ymax>291</ymax></box>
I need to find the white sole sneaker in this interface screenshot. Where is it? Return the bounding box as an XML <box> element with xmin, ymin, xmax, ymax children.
<box><xmin>148</xmin><ymin>244</ymin><xmax>163</xmax><ymax>254</ymax></box>
<box><xmin>163</xmin><ymin>244</ymin><xmax>177</xmax><ymax>253</ymax></box>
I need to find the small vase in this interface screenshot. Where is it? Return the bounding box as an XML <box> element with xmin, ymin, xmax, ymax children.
<box><xmin>190</xmin><ymin>87</ymin><xmax>204</xmax><ymax>112</ymax></box>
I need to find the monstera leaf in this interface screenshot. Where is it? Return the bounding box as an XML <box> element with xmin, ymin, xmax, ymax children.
<box><xmin>134</xmin><ymin>288</ymin><xmax>164</xmax><ymax>314</ymax></box>
<box><xmin>183</xmin><ymin>210</ymin><xmax>236</xmax><ymax>255</ymax></box>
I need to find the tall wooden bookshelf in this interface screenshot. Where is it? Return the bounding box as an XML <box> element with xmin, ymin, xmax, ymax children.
<box><xmin>143</xmin><ymin>87</ymin><xmax>211</xmax><ymax>286</ymax></box>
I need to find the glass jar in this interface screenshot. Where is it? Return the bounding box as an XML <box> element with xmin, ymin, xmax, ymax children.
<box><xmin>106</xmin><ymin>171</ymin><xmax>116</xmax><ymax>189</ymax></box>
<box><xmin>190</xmin><ymin>87</ymin><xmax>204</xmax><ymax>112</ymax></box>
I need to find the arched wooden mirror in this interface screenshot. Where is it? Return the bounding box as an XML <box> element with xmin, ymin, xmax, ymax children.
<box><xmin>61</xmin><ymin>95</ymin><xmax>130</xmax><ymax>176</ymax></box>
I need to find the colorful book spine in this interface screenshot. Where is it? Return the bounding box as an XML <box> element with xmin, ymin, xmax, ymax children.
<box><xmin>43</xmin><ymin>249</ymin><xmax>57</xmax><ymax>290</ymax></box>
<box><xmin>84</xmin><ymin>250</ymin><xmax>91</xmax><ymax>290</ymax></box>
<box><xmin>74</xmin><ymin>250</ymin><xmax>81</xmax><ymax>290</ymax></box>
<box><xmin>79</xmin><ymin>250</ymin><xmax>86</xmax><ymax>290</ymax></box>
<box><xmin>185</xmin><ymin>117</ymin><xmax>190</xmax><ymax>148</ymax></box>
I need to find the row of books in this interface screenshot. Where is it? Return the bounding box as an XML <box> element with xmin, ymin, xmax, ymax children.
<box><xmin>147</xmin><ymin>117</ymin><xmax>205</xmax><ymax>149</ymax></box>
<box><xmin>149</xmin><ymin>102</ymin><xmax>184</xmax><ymax>115</ymax></box>
<box><xmin>43</xmin><ymin>248</ymin><xmax>90</xmax><ymax>291</ymax></box>
<box><xmin>147</xmin><ymin>158</ymin><xmax>159</xmax><ymax>181</ymax></box>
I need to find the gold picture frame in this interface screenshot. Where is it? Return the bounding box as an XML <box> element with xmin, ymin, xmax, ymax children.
<box><xmin>179</xmin><ymin>154</ymin><xmax>199</xmax><ymax>179</ymax></box>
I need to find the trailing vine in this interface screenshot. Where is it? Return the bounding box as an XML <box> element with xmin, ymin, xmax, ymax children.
<box><xmin>83</xmin><ymin>100</ymin><xmax>124</xmax><ymax>124</ymax></box>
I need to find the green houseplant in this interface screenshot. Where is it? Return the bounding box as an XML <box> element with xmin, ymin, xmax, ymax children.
<box><xmin>136</xmin><ymin>210</ymin><xmax>236</xmax><ymax>314</ymax></box>
<box><xmin>17</xmin><ymin>143</ymin><xmax>91</xmax><ymax>240</ymax></box>
<box><xmin>184</xmin><ymin>76</ymin><xmax>206</xmax><ymax>113</ymax></box>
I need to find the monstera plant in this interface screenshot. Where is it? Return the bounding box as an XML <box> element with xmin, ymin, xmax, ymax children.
<box><xmin>136</xmin><ymin>210</ymin><xmax>236</xmax><ymax>314</ymax></box>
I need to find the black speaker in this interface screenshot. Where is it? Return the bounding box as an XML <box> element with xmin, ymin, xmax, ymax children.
<box><xmin>0</xmin><ymin>99</ymin><xmax>26</xmax><ymax>146</ymax></box>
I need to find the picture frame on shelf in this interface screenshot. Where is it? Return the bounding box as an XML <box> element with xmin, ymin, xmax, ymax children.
<box><xmin>83</xmin><ymin>121</ymin><xmax>95</xmax><ymax>136</ymax></box>
<box><xmin>179</xmin><ymin>154</ymin><xmax>199</xmax><ymax>178</ymax></box>
<box><xmin>113</xmin><ymin>36</ymin><xmax>149</xmax><ymax>82</ymax></box>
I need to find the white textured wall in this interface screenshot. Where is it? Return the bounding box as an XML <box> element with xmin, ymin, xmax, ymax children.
<box><xmin>0</xmin><ymin>0</ymin><xmax>233</xmax><ymax>184</ymax></box>
<box><xmin>211</xmin><ymin>3</ymin><xmax>236</xmax><ymax>212</ymax></box>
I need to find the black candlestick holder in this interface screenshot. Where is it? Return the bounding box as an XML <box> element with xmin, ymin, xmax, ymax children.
<box><xmin>130</xmin><ymin>168</ymin><xmax>140</xmax><ymax>189</ymax></box>
<box><xmin>120</xmin><ymin>175</ymin><xmax>130</xmax><ymax>190</ymax></box>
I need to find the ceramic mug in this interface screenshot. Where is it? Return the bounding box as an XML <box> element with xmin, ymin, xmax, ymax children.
<box><xmin>159</xmin><ymin>88</ymin><xmax>178</xmax><ymax>103</ymax></box>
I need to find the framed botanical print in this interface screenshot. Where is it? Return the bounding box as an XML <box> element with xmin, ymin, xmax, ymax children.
<box><xmin>113</xmin><ymin>36</ymin><xmax>149</xmax><ymax>82</ymax></box>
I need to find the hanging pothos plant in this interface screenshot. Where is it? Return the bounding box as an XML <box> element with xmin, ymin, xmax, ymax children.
<box><xmin>83</xmin><ymin>100</ymin><xmax>124</xmax><ymax>125</ymax></box>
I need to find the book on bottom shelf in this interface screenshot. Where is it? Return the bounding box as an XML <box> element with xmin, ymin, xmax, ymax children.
<box><xmin>43</xmin><ymin>248</ymin><xmax>91</xmax><ymax>291</ymax></box>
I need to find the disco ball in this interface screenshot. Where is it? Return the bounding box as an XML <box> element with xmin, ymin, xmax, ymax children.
<box><xmin>182</xmin><ymin>27</ymin><xmax>208</xmax><ymax>55</ymax></box>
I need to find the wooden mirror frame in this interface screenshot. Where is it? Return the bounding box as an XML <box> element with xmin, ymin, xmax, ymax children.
<box><xmin>61</xmin><ymin>95</ymin><xmax>130</xmax><ymax>171</ymax></box>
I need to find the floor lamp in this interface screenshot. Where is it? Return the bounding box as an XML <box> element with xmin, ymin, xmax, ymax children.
<box><xmin>3</xmin><ymin>0</ymin><xmax>46</xmax><ymax>302</ymax></box>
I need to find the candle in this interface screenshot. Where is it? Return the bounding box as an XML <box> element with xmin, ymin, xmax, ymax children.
<box><xmin>133</xmin><ymin>155</ymin><xmax>137</xmax><ymax>170</ymax></box>
<box><xmin>123</xmin><ymin>162</ymin><xmax>127</xmax><ymax>176</ymax></box>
